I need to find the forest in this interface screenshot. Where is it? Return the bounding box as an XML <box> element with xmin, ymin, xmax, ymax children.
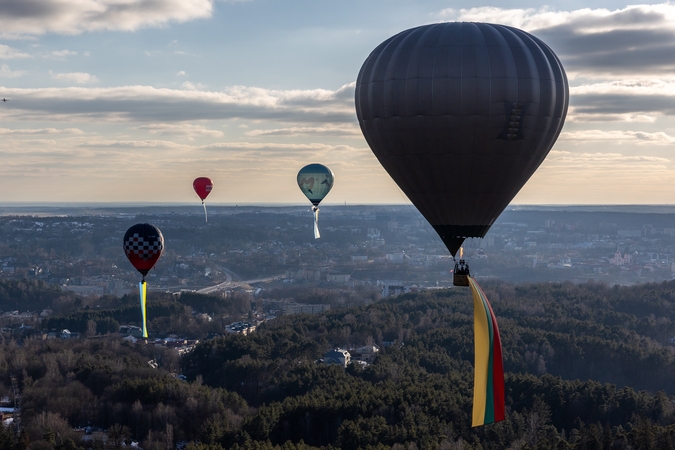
<box><xmin>2</xmin><ymin>279</ymin><xmax>675</xmax><ymax>448</ymax></box>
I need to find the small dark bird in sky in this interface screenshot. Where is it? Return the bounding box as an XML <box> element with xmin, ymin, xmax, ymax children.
<box><xmin>2</xmin><ymin>99</ymin><xmax>7</xmax><ymax>102</ymax></box>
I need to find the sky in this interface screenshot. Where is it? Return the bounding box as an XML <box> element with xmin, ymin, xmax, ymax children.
<box><xmin>1</xmin><ymin>0</ymin><xmax>675</xmax><ymax>205</ymax></box>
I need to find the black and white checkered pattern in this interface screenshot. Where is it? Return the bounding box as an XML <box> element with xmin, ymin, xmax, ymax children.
<box><xmin>124</xmin><ymin>233</ymin><xmax>163</xmax><ymax>260</ymax></box>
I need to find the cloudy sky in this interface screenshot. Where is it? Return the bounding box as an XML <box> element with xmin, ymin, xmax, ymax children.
<box><xmin>1</xmin><ymin>0</ymin><xmax>674</xmax><ymax>205</ymax></box>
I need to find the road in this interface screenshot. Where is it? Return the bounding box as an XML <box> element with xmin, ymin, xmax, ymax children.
<box><xmin>196</xmin><ymin>267</ymin><xmax>283</xmax><ymax>294</ymax></box>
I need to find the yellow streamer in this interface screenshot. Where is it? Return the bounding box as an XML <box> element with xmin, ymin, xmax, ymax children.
<box><xmin>470</xmin><ymin>277</ymin><xmax>490</xmax><ymax>426</ymax></box>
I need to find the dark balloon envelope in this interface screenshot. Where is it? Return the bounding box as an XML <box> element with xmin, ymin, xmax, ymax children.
<box><xmin>355</xmin><ymin>22</ymin><xmax>569</xmax><ymax>256</ymax></box>
<box><xmin>123</xmin><ymin>223</ymin><xmax>164</xmax><ymax>277</ymax></box>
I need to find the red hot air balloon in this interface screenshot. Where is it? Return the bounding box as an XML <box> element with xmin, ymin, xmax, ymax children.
<box><xmin>193</xmin><ymin>177</ymin><xmax>213</xmax><ymax>201</ymax></box>
<box><xmin>193</xmin><ymin>177</ymin><xmax>213</xmax><ymax>222</ymax></box>
<box><xmin>123</xmin><ymin>223</ymin><xmax>164</xmax><ymax>279</ymax></box>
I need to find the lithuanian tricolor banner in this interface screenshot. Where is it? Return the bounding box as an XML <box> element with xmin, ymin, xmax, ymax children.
<box><xmin>139</xmin><ymin>280</ymin><xmax>148</xmax><ymax>338</ymax></box>
<box><xmin>469</xmin><ymin>277</ymin><xmax>505</xmax><ymax>426</ymax></box>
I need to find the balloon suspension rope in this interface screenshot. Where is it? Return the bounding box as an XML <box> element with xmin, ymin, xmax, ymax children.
<box><xmin>139</xmin><ymin>279</ymin><xmax>148</xmax><ymax>338</ymax></box>
<box><xmin>202</xmin><ymin>201</ymin><xmax>208</xmax><ymax>223</ymax></box>
<box><xmin>312</xmin><ymin>206</ymin><xmax>320</xmax><ymax>239</ymax></box>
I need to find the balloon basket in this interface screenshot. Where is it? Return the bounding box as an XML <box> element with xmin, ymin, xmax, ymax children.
<box><xmin>453</xmin><ymin>260</ymin><xmax>471</xmax><ymax>287</ymax></box>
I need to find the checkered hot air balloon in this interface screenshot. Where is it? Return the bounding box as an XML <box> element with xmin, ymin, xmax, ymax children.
<box><xmin>123</xmin><ymin>223</ymin><xmax>164</xmax><ymax>278</ymax></box>
<box><xmin>123</xmin><ymin>223</ymin><xmax>163</xmax><ymax>338</ymax></box>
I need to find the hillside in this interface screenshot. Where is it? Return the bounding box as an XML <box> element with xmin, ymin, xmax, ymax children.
<box><xmin>3</xmin><ymin>280</ymin><xmax>675</xmax><ymax>448</ymax></box>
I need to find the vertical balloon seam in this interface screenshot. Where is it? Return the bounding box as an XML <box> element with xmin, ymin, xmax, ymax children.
<box><xmin>514</xmin><ymin>29</ymin><xmax>557</xmax><ymax>180</ymax></box>
<box><xmin>486</xmin><ymin>26</ymin><xmax>522</xmax><ymax>221</ymax></box>
<box><xmin>470</xmin><ymin>277</ymin><xmax>505</xmax><ymax>426</ymax></box>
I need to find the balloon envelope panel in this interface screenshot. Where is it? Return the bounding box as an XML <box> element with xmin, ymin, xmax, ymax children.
<box><xmin>355</xmin><ymin>22</ymin><xmax>568</xmax><ymax>255</ymax></box>
<box><xmin>297</xmin><ymin>163</ymin><xmax>334</xmax><ymax>206</ymax></box>
<box><xmin>123</xmin><ymin>223</ymin><xmax>164</xmax><ymax>276</ymax></box>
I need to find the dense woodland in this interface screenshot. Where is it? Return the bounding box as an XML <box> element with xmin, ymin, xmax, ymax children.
<box><xmin>2</xmin><ymin>279</ymin><xmax>675</xmax><ymax>448</ymax></box>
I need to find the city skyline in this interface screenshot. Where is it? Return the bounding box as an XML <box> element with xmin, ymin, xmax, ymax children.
<box><xmin>1</xmin><ymin>0</ymin><xmax>675</xmax><ymax>205</ymax></box>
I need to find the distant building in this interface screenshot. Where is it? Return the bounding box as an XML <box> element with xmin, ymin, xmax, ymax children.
<box><xmin>119</xmin><ymin>325</ymin><xmax>143</xmax><ymax>337</ymax></box>
<box><xmin>353</xmin><ymin>344</ymin><xmax>380</xmax><ymax>363</ymax></box>
<box><xmin>610</xmin><ymin>251</ymin><xmax>631</xmax><ymax>266</ymax></box>
<box><xmin>225</xmin><ymin>321</ymin><xmax>256</xmax><ymax>335</ymax></box>
<box><xmin>385</xmin><ymin>253</ymin><xmax>405</xmax><ymax>263</ymax></box>
<box><xmin>327</xmin><ymin>273</ymin><xmax>350</xmax><ymax>283</ymax></box>
<box><xmin>382</xmin><ymin>284</ymin><xmax>408</xmax><ymax>298</ymax></box>
<box><xmin>283</xmin><ymin>303</ymin><xmax>330</xmax><ymax>315</ymax></box>
<box><xmin>617</xmin><ymin>229</ymin><xmax>642</xmax><ymax>238</ymax></box>
<box><xmin>323</xmin><ymin>348</ymin><xmax>351</xmax><ymax>367</ymax></box>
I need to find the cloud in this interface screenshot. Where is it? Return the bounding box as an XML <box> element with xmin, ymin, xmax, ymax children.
<box><xmin>244</xmin><ymin>125</ymin><xmax>361</xmax><ymax>137</ymax></box>
<box><xmin>200</xmin><ymin>141</ymin><xmax>361</xmax><ymax>152</ymax></box>
<box><xmin>547</xmin><ymin>150</ymin><xmax>670</xmax><ymax>165</ymax></box>
<box><xmin>0</xmin><ymin>0</ymin><xmax>214</xmax><ymax>38</ymax></box>
<box><xmin>0</xmin><ymin>83</ymin><xmax>356</xmax><ymax>123</ymax></box>
<box><xmin>182</xmin><ymin>81</ymin><xmax>207</xmax><ymax>91</ymax></box>
<box><xmin>560</xmin><ymin>129</ymin><xmax>675</xmax><ymax>145</ymax></box>
<box><xmin>569</xmin><ymin>79</ymin><xmax>675</xmax><ymax>117</ymax></box>
<box><xmin>83</xmin><ymin>139</ymin><xmax>184</xmax><ymax>149</ymax></box>
<box><xmin>0</xmin><ymin>44</ymin><xmax>30</xmax><ymax>59</ymax></box>
<box><xmin>0</xmin><ymin>127</ymin><xmax>84</xmax><ymax>134</ymax></box>
<box><xmin>136</xmin><ymin>123</ymin><xmax>224</xmax><ymax>138</ymax></box>
<box><xmin>49</xmin><ymin>70</ymin><xmax>98</xmax><ymax>84</ymax></box>
<box><xmin>0</xmin><ymin>64</ymin><xmax>26</xmax><ymax>78</ymax></box>
<box><xmin>177</xmin><ymin>71</ymin><xmax>186</xmax><ymax>76</ymax></box>
<box><xmin>50</xmin><ymin>49</ymin><xmax>77</xmax><ymax>58</ymax></box>
<box><xmin>439</xmin><ymin>4</ymin><xmax>675</xmax><ymax>78</ymax></box>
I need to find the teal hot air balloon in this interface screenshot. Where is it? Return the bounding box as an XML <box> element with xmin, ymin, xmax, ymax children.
<box><xmin>297</xmin><ymin>163</ymin><xmax>334</xmax><ymax>238</ymax></box>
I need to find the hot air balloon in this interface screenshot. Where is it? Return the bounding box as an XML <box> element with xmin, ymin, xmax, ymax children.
<box><xmin>355</xmin><ymin>22</ymin><xmax>568</xmax><ymax>259</ymax></box>
<box><xmin>297</xmin><ymin>163</ymin><xmax>334</xmax><ymax>238</ymax></box>
<box><xmin>355</xmin><ymin>22</ymin><xmax>568</xmax><ymax>426</ymax></box>
<box><xmin>193</xmin><ymin>177</ymin><xmax>213</xmax><ymax>222</ymax></box>
<box><xmin>123</xmin><ymin>223</ymin><xmax>164</xmax><ymax>338</ymax></box>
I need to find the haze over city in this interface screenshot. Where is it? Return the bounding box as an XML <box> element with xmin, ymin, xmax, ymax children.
<box><xmin>0</xmin><ymin>0</ymin><xmax>674</xmax><ymax>204</ymax></box>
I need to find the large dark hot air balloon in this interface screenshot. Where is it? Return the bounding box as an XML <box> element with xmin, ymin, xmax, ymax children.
<box><xmin>123</xmin><ymin>223</ymin><xmax>164</xmax><ymax>338</ymax></box>
<box><xmin>297</xmin><ymin>163</ymin><xmax>334</xmax><ymax>239</ymax></box>
<box><xmin>355</xmin><ymin>22</ymin><xmax>568</xmax><ymax>427</ymax></box>
<box><xmin>355</xmin><ymin>22</ymin><xmax>568</xmax><ymax>257</ymax></box>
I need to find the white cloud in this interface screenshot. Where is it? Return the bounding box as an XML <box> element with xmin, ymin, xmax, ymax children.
<box><xmin>49</xmin><ymin>70</ymin><xmax>98</xmax><ymax>84</ymax></box>
<box><xmin>0</xmin><ymin>83</ymin><xmax>356</xmax><ymax>123</ymax></box>
<box><xmin>200</xmin><ymin>142</ymin><xmax>360</xmax><ymax>151</ymax></box>
<box><xmin>0</xmin><ymin>44</ymin><xmax>30</xmax><ymax>59</ymax></box>
<box><xmin>569</xmin><ymin>79</ymin><xmax>675</xmax><ymax>117</ymax></box>
<box><xmin>0</xmin><ymin>127</ymin><xmax>84</xmax><ymax>135</ymax></box>
<box><xmin>0</xmin><ymin>64</ymin><xmax>26</xmax><ymax>78</ymax></box>
<box><xmin>50</xmin><ymin>50</ymin><xmax>77</xmax><ymax>58</ymax></box>
<box><xmin>182</xmin><ymin>81</ymin><xmax>207</xmax><ymax>91</ymax></box>
<box><xmin>560</xmin><ymin>129</ymin><xmax>675</xmax><ymax>145</ymax></box>
<box><xmin>177</xmin><ymin>71</ymin><xmax>186</xmax><ymax>76</ymax></box>
<box><xmin>244</xmin><ymin>125</ymin><xmax>361</xmax><ymax>137</ymax></box>
<box><xmin>438</xmin><ymin>4</ymin><xmax>675</xmax><ymax>78</ymax></box>
<box><xmin>546</xmin><ymin>150</ymin><xmax>670</xmax><ymax>165</ymax></box>
<box><xmin>0</xmin><ymin>0</ymin><xmax>214</xmax><ymax>38</ymax></box>
<box><xmin>83</xmin><ymin>139</ymin><xmax>184</xmax><ymax>148</ymax></box>
<box><xmin>137</xmin><ymin>123</ymin><xmax>223</xmax><ymax>137</ymax></box>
